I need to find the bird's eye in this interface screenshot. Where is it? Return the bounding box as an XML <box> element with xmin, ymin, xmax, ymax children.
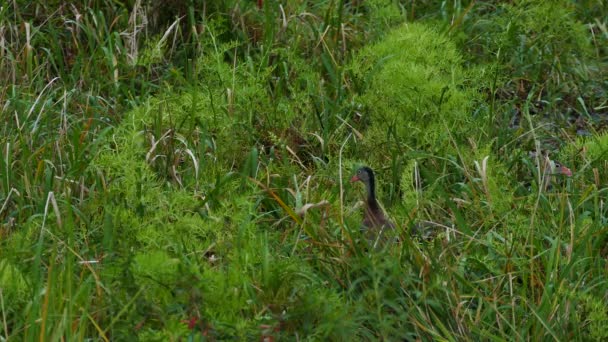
<box><xmin>357</xmin><ymin>170</ymin><xmax>362</xmax><ymax>175</ymax></box>
<box><xmin>555</xmin><ymin>162</ymin><xmax>561</xmax><ymax>168</ymax></box>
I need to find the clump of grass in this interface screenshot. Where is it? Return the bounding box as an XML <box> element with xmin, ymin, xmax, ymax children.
<box><xmin>459</xmin><ymin>0</ymin><xmax>605</xmax><ymax>122</ymax></box>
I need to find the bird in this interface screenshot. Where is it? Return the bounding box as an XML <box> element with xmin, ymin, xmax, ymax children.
<box><xmin>350</xmin><ymin>166</ymin><xmax>452</xmax><ymax>243</ymax></box>
<box><xmin>529</xmin><ymin>152</ymin><xmax>572</xmax><ymax>190</ymax></box>
<box><xmin>546</xmin><ymin>159</ymin><xmax>572</xmax><ymax>177</ymax></box>
<box><xmin>542</xmin><ymin>158</ymin><xmax>572</xmax><ymax>191</ymax></box>
<box><xmin>350</xmin><ymin>166</ymin><xmax>395</xmax><ymax>244</ymax></box>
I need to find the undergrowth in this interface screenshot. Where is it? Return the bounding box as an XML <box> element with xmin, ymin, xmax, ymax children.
<box><xmin>1</xmin><ymin>1</ymin><xmax>607</xmax><ymax>340</ymax></box>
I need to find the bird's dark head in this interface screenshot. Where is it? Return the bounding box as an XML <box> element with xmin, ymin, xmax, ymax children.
<box><xmin>551</xmin><ymin>161</ymin><xmax>572</xmax><ymax>177</ymax></box>
<box><xmin>350</xmin><ymin>166</ymin><xmax>375</xmax><ymax>185</ymax></box>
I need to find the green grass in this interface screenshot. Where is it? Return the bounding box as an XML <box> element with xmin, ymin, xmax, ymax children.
<box><xmin>1</xmin><ymin>0</ymin><xmax>607</xmax><ymax>340</ymax></box>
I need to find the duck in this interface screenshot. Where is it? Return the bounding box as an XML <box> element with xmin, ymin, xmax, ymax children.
<box><xmin>350</xmin><ymin>166</ymin><xmax>396</xmax><ymax>232</ymax></box>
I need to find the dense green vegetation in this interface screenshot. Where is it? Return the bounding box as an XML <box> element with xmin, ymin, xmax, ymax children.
<box><xmin>1</xmin><ymin>0</ymin><xmax>607</xmax><ymax>340</ymax></box>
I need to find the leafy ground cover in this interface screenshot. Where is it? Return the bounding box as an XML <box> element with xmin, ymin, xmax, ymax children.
<box><xmin>1</xmin><ymin>0</ymin><xmax>607</xmax><ymax>340</ymax></box>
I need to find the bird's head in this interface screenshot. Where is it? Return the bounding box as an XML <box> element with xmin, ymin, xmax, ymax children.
<box><xmin>551</xmin><ymin>160</ymin><xmax>572</xmax><ymax>177</ymax></box>
<box><xmin>351</xmin><ymin>166</ymin><xmax>375</xmax><ymax>184</ymax></box>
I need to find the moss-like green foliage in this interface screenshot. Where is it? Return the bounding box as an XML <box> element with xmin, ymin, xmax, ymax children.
<box><xmin>352</xmin><ymin>22</ymin><xmax>484</xmax><ymax>160</ymax></box>
<box><xmin>137</xmin><ymin>316</ymin><xmax>192</xmax><ymax>341</ymax></box>
<box><xmin>365</xmin><ymin>0</ymin><xmax>404</xmax><ymax>30</ymax></box>
<box><xmin>131</xmin><ymin>250</ymin><xmax>180</xmax><ymax>304</ymax></box>
<box><xmin>583</xmin><ymin>293</ymin><xmax>608</xmax><ymax>340</ymax></box>
<box><xmin>567</xmin><ymin>132</ymin><xmax>608</xmax><ymax>163</ymax></box>
<box><xmin>0</xmin><ymin>259</ymin><xmax>28</xmax><ymax>313</ymax></box>
<box><xmin>498</xmin><ymin>0</ymin><xmax>593</xmax><ymax>83</ymax></box>
<box><xmin>462</xmin><ymin>0</ymin><xmax>597</xmax><ymax>107</ymax></box>
<box><xmin>92</xmin><ymin>106</ymin><xmax>214</xmax><ymax>249</ymax></box>
<box><xmin>561</xmin><ymin>132</ymin><xmax>608</xmax><ymax>182</ymax></box>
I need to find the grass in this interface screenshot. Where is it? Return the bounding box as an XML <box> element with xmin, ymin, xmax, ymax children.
<box><xmin>1</xmin><ymin>0</ymin><xmax>607</xmax><ymax>340</ymax></box>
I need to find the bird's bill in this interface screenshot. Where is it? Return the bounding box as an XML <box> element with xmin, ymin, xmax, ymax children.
<box><xmin>559</xmin><ymin>165</ymin><xmax>573</xmax><ymax>177</ymax></box>
<box><xmin>350</xmin><ymin>175</ymin><xmax>360</xmax><ymax>183</ymax></box>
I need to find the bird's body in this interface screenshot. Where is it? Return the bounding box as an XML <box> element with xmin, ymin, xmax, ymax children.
<box><xmin>350</xmin><ymin>167</ymin><xmax>395</xmax><ymax>244</ymax></box>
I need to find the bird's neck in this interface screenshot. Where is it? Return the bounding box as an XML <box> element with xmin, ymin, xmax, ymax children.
<box><xmin>365</xmin><ymin>177</ymin><xmax>380</xmax><ymax>211</ymax></box>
